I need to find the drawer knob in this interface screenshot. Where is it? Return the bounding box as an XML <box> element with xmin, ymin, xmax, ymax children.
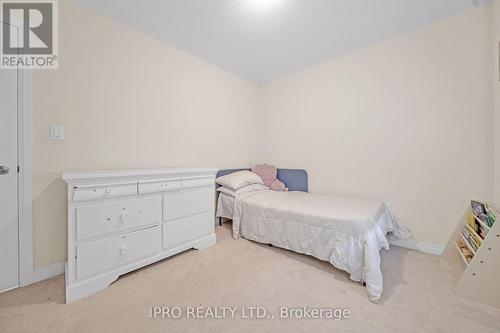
<box><xmin>120</xmin><ymin>212</ymin><xmax>128</xmax><ymax>221</ymax></box>
<box><xmin>120</xmin><ymin>246</ymin><xmax>129</xmax><ymax>255</ymax></box>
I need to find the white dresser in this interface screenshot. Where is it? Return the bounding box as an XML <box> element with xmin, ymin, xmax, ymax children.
<box><xmin>63</xmin><ymin>168</ymin><xmax>217</xmax><ymax>303</ymax></box>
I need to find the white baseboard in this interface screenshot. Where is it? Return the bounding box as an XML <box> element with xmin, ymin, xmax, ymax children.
<box><xmin>389</xmin><ymin>238</ymin><xmax>444</xmax><ymax>256</ymax></box>
<box><xmin>34</xmin><ymin>262</ymin><xmax>65</xmax><ymax>283</ymax></box>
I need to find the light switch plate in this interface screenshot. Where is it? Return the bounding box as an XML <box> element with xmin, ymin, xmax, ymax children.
<box><xmin>50</xmin><ymin>124</ymin><xmax>64</xmax><ymax>141</ymax></box>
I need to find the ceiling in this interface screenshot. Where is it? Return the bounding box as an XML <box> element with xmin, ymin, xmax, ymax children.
<box><xmin>75</xmin><ymin>0</ymin><xmax>489</xmax><ymax>84</ymax></box>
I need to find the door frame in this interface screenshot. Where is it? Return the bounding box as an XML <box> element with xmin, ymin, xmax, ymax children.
<box><xmin>17</xmin><ymin>69</ymin><xmax>33</xmax><ymax>287</ymax></box>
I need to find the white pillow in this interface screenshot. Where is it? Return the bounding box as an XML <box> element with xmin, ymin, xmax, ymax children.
<box><xmin>217</xmin><ymin>184</ymin><xmax>268</xmax><ymax>198</ymax></box>
<box><xmin>215</xmin><ymin>170</ymin><xmax>263</xmax><ymax>190</ymax></box>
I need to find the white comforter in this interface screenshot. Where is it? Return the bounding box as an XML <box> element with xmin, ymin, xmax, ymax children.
<box><xmin>230</xmin><ymin>190</ymin><xmax>409</xmax><ymax>302</ymax></box>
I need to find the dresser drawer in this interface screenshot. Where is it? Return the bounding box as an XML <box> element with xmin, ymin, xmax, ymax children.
<box><xmin>163</xmin><ymin>188</ymin><xmax>213</xmax><ymax>221</ymax></box>
<box><xmin>163</xmin><ymin>212</ymin><xmax>213</xmax><ymax>249</ymax></box>
<box><xmin>73</xmin><ymin>183</ymin><xmax>137</xmax><ymax>202</ymax></box>
<box><xmin>76</xmin><ymin>197</ymin><xmax>162</xmax><ymax>241</ymax></box>
<box><xmin>182</xmin><ymin>176</ymin><xmax>214</xmax><ymax>190</ymax></box>
<box><xmin>138</xmin><ymin>179</ymin><xmax>181</xmax><ymax>195</ymax></box>
<box><xmin>76</xmin><ymin>226</ymin><xmax>161</xmax><ymax>280</ymax></box>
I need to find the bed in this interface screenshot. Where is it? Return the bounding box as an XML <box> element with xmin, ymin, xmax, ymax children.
<box><xmin>215</xmin><ymin>168</ymin><xmax>409</xmax><ymax>302</ymax></box>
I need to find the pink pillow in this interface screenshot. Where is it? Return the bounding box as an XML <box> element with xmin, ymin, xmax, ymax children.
<box><xmin>251</xmin><ymin>164</ymin><xmax>277</xmax><ymax>187</ymax></box>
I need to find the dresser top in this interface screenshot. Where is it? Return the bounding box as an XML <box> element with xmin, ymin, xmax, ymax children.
<box><xmin>63</xmin><ymin>168</ymin><xmax>218</xmax><ymax>182</ymax></box>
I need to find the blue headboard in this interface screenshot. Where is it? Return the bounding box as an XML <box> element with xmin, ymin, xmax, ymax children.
<box><xmin>216</xmin><ymin>168</ymin><xmax>308</xmax><ymax>192</ymax></box>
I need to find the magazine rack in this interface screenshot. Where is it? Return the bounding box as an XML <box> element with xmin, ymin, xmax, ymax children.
<box><xmin>455</xmin><ymin>205</ymin><xmax>500</xmax><ymax>308</ymax></box>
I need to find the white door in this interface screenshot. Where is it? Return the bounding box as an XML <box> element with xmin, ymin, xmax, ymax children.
<box><xmin>0</xmin><ymin>50</ymin><xmax>19</xmax><ymax>291</ymax></box>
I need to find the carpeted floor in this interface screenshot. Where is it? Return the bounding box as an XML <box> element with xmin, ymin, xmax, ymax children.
<box><xmin>1</xmin><ymin>224</ymin><xmax>499</xmax><ymax>333</ymax></box>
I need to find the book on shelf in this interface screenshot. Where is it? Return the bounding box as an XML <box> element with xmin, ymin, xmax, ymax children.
<box><xmin>456</xmin><ymin>239</ymin><xmax>474</xmax><ymax>263</ymax></box>
<box><xmin>466</xmin><ymin>214</ymin><xmax>486</xmax><ymax>240</ymax></box>
<box><xmin>464</xmin><ymin>223</ymin><xmax>483</xmax><ymax>243</ymax></box>
<box><xmin>471</xmin><ymin>200</ymin><xmax>497</xmax><ymax>228</ymax></box>
<box><xmin>462</xmin><ymin>230</ymin><xmax>479</xmax><ymax>251</ymax></box>
<box><xmin>485</xmin><ymin>207</ymin><xmax>497</xmax><ymax>227</ymax></box>
<box><xmin>471</xmin><ymin>200</ymin><xmax>486</xmax><ymax>215</ymax></box>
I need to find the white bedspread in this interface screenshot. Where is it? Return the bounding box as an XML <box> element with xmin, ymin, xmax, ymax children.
<box><xmin>216</xmin><ymin>192</ymin><xmax>235</xmax><ymax>219</ymax></box>
<box><xmin>230</xmin><ymin>190</ymin><xmax>409</xmax><ymax>302</ymax></box>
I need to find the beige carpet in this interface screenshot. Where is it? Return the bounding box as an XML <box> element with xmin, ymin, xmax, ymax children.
<box><xmin>1</xmin><ymin>224</ymin><xmax>500</xmax><ymax>333</ymax></box>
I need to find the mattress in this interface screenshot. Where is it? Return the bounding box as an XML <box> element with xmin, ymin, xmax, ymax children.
<box><xmin>228</xmin><ymin>189</ymin><xmax>409</xmax><ymax>302</ymax></box>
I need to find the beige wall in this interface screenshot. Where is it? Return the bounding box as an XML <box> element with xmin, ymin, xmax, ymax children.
<box><xmin>493</xmin><ymin>0</ymin><xmax>500</xmax><ymax>209</ymax></box>
<box><xmin>33</xmin><ymin>1</ymin><xmax>261</xmax><ymax>269</ymax></box>
<box><xmin>33</xmin><ymin>1</ymin><xmax>496</xmax><ymax>269</ymax></box>
<box><xmin>260</xmin><ymin>6</ymin><xmax>494</xmax><ymax>245</ymax></box>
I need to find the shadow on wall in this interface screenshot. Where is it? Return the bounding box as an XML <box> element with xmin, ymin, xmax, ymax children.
<box><xmin>33</xmin><ymin>175</ymin><xmax>68</xmax><ymax>270</ymax></box>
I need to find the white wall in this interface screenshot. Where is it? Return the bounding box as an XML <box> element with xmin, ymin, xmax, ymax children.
<box><xmin>260</xmin><ymin>5</ymin><xmax>494</xmax><ymax>245</ymax></box>
<box><xmin>32</xmin><ymin>0</ymin><xmax>261</xmax><ymax>269</ymax></box>
<box><xmin>493</xmin><ymin>0</ymin><xmax>500</xmax><ymax>209</ymax></box>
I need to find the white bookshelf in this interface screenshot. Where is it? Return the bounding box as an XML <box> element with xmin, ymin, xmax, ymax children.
<box><xmin>473</xmin><ymin>214</ymin><xmax>491</xmax><ymax>233</ymax></box>
<box><xmin>454</xmin><ymin>241</ymin><xmax>469</xmax><ymax>266</ymax></box>
<box><xmin>455</xmin><ymin>204</ymin><xmax>500</xmax><ymax>308</ymax></box>
<box><xmin>459</xmin><ymin>233</ymin><xmax>476</xmax><ymax>256</ymax></box>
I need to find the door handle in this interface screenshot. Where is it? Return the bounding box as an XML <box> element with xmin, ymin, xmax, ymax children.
<box><xmin>0</xmin><ymin>166</ymin><xmax>10</xmax><ymax>175</ymax></box>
